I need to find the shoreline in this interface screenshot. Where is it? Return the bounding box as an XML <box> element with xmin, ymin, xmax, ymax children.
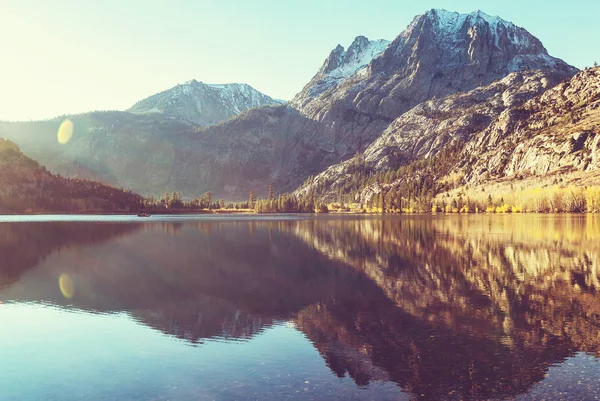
<box><xmin>0</xmin><ymin>211</ymin><xmax>597</xmax><ymax>217</ymax></box>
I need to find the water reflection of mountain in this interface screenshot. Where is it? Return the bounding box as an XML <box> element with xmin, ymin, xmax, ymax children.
<box><xmin>0</xmin><ymin>221</ymin><xmax>374</xmax><ymax>344</ymax></box>
<box><xmin>1</xmin><ymin>216</ymin><xmax>600</xmax><ymax>400</ymax></box>
<box><xmin>292</xmin><ymin>216</ymin><xmax>600</xmax><ymax>399</ymax></box>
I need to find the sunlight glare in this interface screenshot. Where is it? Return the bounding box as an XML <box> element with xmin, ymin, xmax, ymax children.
<box><xmin>57</xmin><ymin>119</ymin><xmax>74</xmax><ymax>144</ymax></box>
<box><xmin>59</xmin><ymin>274</ymin><xmax>75</xmax><ymax>299</ymax></box>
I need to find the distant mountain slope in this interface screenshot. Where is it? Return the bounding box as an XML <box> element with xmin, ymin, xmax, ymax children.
<box><xmin>128</xmin><ymin>81</ymin><xmax>284</xmax><ymax>125</ymax></box>
<box><xmin>0</xmin><ymin>111</ymin><xmax>194</xmax><ymax>195</ymax></box>
<box><xmin>0</xmin><ymin>138</ymin><xmax>143</xmax><ymax>213</ymax></box>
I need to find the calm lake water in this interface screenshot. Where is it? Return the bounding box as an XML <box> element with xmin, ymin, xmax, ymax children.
<box><xmin>1</xmin><ymin>214</ymin><xmax>600</xmax><ymax>400</ymax></box>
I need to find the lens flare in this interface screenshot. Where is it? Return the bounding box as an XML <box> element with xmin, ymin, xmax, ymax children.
<box><xmin>59</xmin><ymin>274</ymin><xmax>75</xmax><ymax>299</ymax></box>
<box><xmin>57</xmin><ymin>119</ymin><xmax>74</xmax><ymax>144</ymax></box>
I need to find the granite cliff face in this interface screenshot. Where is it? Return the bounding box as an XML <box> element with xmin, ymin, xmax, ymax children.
<box><xmin>462</xmin><ymin>67</ymin><xmax>600</xmax><ymax>184</ymax></box>
<box><xmin>0</xmin><ymin>9</ymin><xmax>584</xmax><ymax>199</ymax></box>
<box><xmin>294</xmin><ymin>70</ymin><xmax>568</xmax><ymax>201</ymax></box>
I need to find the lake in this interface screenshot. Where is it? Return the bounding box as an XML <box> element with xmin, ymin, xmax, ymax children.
<box><xmin>1</xmin><ymin>214</ymin><xmax>600</xmax><ymax>400</ymax></box>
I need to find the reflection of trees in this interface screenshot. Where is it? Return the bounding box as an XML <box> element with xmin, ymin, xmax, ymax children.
<box><xmin>3</xmin><ymin>216</ymin><xmax>600</xmax><ymax>399</ymax></box>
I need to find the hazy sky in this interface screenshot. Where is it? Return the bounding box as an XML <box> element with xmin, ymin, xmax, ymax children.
<box><xmin>1</xmin><ymin>0</ymin><xmax>598</xmax><ymax>121</ymax></box>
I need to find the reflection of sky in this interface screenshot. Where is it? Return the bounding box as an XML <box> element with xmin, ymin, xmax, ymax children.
<box><xmin>0</xmin><ymin>304</ymin><xmax>406</xmax><ymax>401</ymax></box>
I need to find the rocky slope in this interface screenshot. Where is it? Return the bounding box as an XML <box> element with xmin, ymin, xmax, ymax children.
<box><xmin>0</xmin><ymin>9</ymin><xmax>580</xmax><ymax>200</ymax></box>
<box><xmin>294</xmin><ymin>69</ymin><xmax>568</xmax><ymax>201</ymax></box>
<box><xmin>462</xmin><ymin>66</ymin><xmax>600</xmax><ymax>183</ymax></box>
<box><xmin>128</xmin><ymin>80</ymin><xmax>284</xmax><ymax>126</ymax></box>
<box><xmin>298</xmin><ymin>66</ymin><xmax>598</xmax><ymax>204</ymax></box>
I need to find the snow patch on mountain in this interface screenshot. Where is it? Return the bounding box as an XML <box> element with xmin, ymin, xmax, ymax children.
<box><xmin>326</xmin><ymin>37</ymin><xmax>390</xmax><ymax>80</ymax></box>
<box><xmin>428</xmin><ymin>9</ymin><xmax>537</xmax><ymax>51</ymax></box>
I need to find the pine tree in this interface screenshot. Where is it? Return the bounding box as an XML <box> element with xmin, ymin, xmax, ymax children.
<box><xmin>161</xmin><ymin>192</ymin><xmax>170</xmax><ymax>205</ymax></box>
<box><xmin>268</xmin><ymin>185</ymin><xmax>274</xmax><ymax>202</ymax></box>
<box><xmin>249</xmin><ymin>189</ymin><xmax>256</xmax><ymax>209</ymax></box>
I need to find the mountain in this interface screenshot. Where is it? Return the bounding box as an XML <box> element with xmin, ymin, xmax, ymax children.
<box><xmin>185</xmin><ymin>9</ymin><xmax>577</xmax><ymax>199</ymax></box>
<box><xmin>292</xmin><ymin>9</ymin><xmax>575</xmax><ymax>126</ymax></box>
<box><xmin>128</xmin><ymin>80</ymin><xmax>284</xmax><ymax>126</ymax></box>
<box><xmin>0</xmin><ymin>138</ymin><xmax>143</xmax><ymax>213</ymax></box>
<box><xmin>463</xmin><ymin>66</ymin><xmax>600</xmax><ymax>184</ymax></box>
<box><xmin>0</xmin><ymin>9</ymin><xmax>581</xmax><ymax>200</ymax></box>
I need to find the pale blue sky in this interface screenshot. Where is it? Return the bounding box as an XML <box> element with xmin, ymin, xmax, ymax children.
<box><xmin>1</xmin><ymin>0</ymin><xmax>598</xmax><ymax>121</ymax></box>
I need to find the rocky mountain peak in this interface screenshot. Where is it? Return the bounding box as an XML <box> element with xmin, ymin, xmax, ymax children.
<box><xmin>320</xmin><ymin>45</ymin><xmax>346</xmax><ymax>74</ymax></box>
<box><xmin>317</xmin><ymin>36</ymin><xmax>390</xmax><ymax>78</ymax></box>
<box><xmin>369</xmin><ymin>9</ymin><xmax>575</xmax><ymax>79</ymax></box>
<box><xmin>127</xmin><ymin>81</ymin><xmax>283</xmax><ymax>126</ymax></box>
<box><xmin>291</xmin><ymin>36</ymin><xmax>390</xmax><ymax>106</ymax></box>
<box><xmin>345</xmin><ymin>35</ymin><xmax>371</xmax><ymax>57</ymax></box>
